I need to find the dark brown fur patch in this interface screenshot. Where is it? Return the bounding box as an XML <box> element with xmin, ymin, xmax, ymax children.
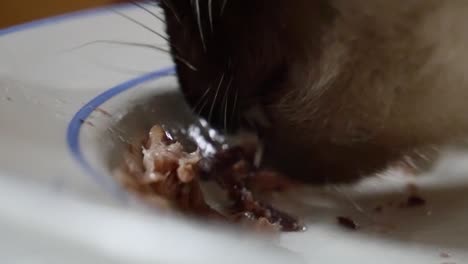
<box><xmin>162</xmin><ymin>0</ymin><xmax>468</xmax><ymax>183</ymax></box>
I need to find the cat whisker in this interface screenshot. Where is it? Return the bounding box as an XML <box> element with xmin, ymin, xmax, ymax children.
<box><xmin>158</xmin><ymin>0</ymin><xmax>182</xmax><ymax>24</ymax></box>
<box><xmin>208</xmin><ymin>0</ymin><xmax>214</xmax><ymax>33</ymax></box>
<box><xmin>132</xmin><ymin>1</ymin><xmax>165</xmax><ymax>24</ymax></box>
<box><xmin>209</xmin><ymin>73</ymin><xmax>225</xmax><ymax>122</ymax></box>
<box><xmin>197</xmin><ymin>97</ymin><xmax>211</xmax><ymax>116</ymax></box>
<box><xmin>223</xmin><ymin>77</ymin><xmax>233</xmax><ymax>131</ymax></box>
<box><xmin>194</xmin><ymin>0</ymin><xmax>207</xmax><ymax>51</ymax></box>
<box><xmin>69</xmin><ymin>40</ymin><xmax>169</xmax><ymax>53</ymax></box>
<box><xmin>230</xmin><ymin>85</ymin><xmax>239</xmax><ymax>126</ymax></box>
<box><xmin>221</xmin><ymin>0</ymin><xmax>228</xmax><ymax>16</ymax></box>
<box><xmin>68</xmin><ymin>40</ymin><xmax>197</xmax><ymax>71</ymax></box>
<box><xmin>112</xmin><ymin>9</ymin><xmax>170</xmax><ymax>43</ymax></box>
<box><xmin>193</xmin><ymin>84</ymin><xmax>214</xmax><ymax>113</ymax></box>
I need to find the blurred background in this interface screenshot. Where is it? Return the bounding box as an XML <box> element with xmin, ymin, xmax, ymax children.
<box><xmin>0</xmin><ymin>0</ymin><xmax>124</xmax><ymax>28</ymax></box>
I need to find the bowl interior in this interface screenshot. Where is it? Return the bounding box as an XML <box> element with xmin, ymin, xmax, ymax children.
<box><xmin>78</xmin><ymin>73</ymin><xmax>468</xmax><ymax>264</ymax></box>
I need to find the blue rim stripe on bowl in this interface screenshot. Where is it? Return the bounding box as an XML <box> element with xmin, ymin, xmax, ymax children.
<box><xmin>66</xmin><ymin>67</ymin><xmax>176</xmax><ymax>199</ymax></box>
<box><xmin>0</xmin><ymin>2</ymin><xmax>177</xmax><ymax>200</ymax></box>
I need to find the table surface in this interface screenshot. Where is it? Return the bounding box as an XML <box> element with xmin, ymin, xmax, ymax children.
<box><xmin>0</xmin><ymin>0</ymin><xmax>123</xmax><ymax>28</ymax></box>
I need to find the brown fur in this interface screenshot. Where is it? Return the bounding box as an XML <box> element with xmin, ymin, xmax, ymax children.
<box><xmin>161</xmin><ymin>0</ymin><xmax>468</xmax><ymax>183</ymax></box>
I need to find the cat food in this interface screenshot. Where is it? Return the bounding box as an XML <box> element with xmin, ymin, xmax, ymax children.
<box><xmin>118</xmin><ymin>125</ymin><xmax>303</xmax><ymax>232</ymax></box>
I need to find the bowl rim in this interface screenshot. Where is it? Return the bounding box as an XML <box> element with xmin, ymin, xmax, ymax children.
<box><xmin>0</xmin><ymin>2</ymin><xmax>177</xmax><ymax>200</ymax></box>
<box><xmin>66</xmin><ymin>67</ymin><xmax>176</xmax><ymax>199</ymax></box>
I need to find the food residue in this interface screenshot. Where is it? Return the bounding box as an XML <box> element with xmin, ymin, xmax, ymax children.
<box><xmin>373</xmin><ymin>205</ymin><xmax>383</xmax><ymax>213</ymax></box>
<box><xmin>118</xmin><ymin>124</ymin><xmax>304</xmax><ymax>232</ymax></box>
<box><xmin>95</xmin><ymin>107</ymin><xmax>112</xmax><ymax>117</ymax></box>
<box><xmin>79</xmin><ymin>118</ymin><xmax>95</xmax><ymax>127</ymax></box>
<box><xmin>337</xmin><ymin>216</ymin><xmax>359</xmax><ymax>230</ymax></box>
<box><xmin>405</xmin><ymin>195</ymin><xmax>426</xmax><ymax>207</ymax></box>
